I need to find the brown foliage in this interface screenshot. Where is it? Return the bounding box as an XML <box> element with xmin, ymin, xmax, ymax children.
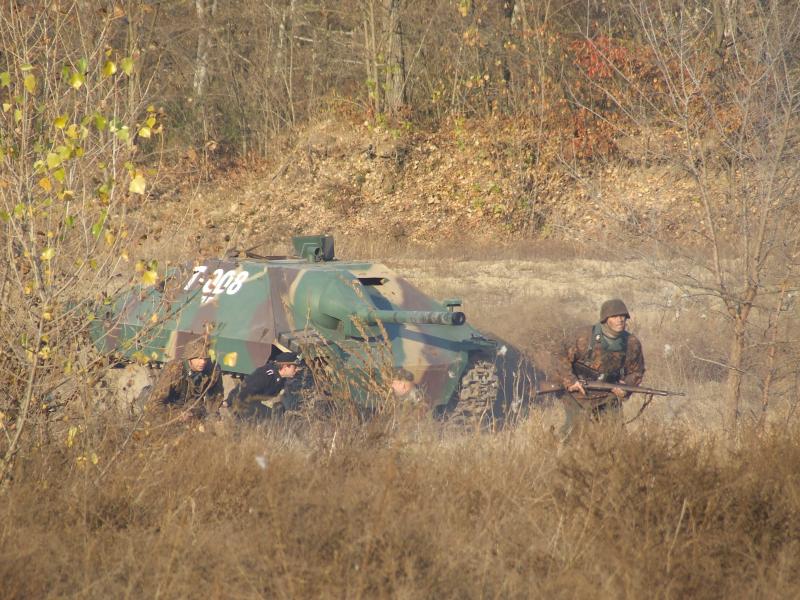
<box><xmin>2</xmin><ymin>419</ymin><xmax>800</xmax><ymax>598</ymax></box>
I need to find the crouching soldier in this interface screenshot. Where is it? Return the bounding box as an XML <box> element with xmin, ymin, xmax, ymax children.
<box><xmin>228</xmin><ymin>351</ymin><xmax>302</xmax><ymax>423</ymax></box>
<box><xmin>390</xmin><ymin>367</ymin><xmax>423</xmax><ymax>405</ymax></box>
<box><xmin>146</xmin><ymin>336</ymin><xmax>225</xmax><ymax>421</ymax></box>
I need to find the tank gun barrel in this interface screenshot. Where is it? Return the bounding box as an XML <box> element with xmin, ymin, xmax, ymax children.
<box><xmin>355</xmin><ymin>309</ymin><xmax>466</xmax><ymax>326</ymax></box>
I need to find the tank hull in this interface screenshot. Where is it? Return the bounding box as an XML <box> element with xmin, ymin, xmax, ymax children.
<box><xmin>90</xmin><ymin>255</ymin><xmax>497</xmax><ymax>409</ymax></box>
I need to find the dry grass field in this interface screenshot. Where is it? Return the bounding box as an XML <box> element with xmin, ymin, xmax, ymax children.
<box><xmin>3</xmin><ymin>241</ymin><xmax>800</xmax><ymax>599</ymax></box>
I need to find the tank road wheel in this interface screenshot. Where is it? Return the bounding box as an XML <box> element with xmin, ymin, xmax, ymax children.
<box><xmin>446</xmin><ymin>356</ymin><xmax>501</xmax><ymax>429</ymax></box>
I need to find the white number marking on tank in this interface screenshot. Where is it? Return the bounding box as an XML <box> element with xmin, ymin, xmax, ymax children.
<box><xmin>183</xmin><ymin>265</ymin><xmax>208</xmax><ymax>290</ymax></box>
<box><xmin>185</xmin><ymin>266</ymin><xmax>250</xmax><ymax>303</ymax></box>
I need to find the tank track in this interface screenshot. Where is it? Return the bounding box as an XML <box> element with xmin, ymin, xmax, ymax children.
<box><xmin>447</xmin><ymin>356</ymin><xmax>501</xmax><ymax>427</ymax></box>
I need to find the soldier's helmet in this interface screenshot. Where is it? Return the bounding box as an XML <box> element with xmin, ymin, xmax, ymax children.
<box><xmin>600</xmin><ymin>298</ymin><xmax>630</xmax><ymax>323</ymax></box>
<box><xmin>182</xmin><ymin>336</ymin><xmax>208</xmax><ymax>359</ymax></box>
<box><xmin>391</xmin><ymin>367</ymin><xmax>415</xmax><ymax>382</ymax></box>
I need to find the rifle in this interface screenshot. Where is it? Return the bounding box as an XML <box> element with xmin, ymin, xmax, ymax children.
<box><xmin>536</xmin><ymin>380</ymin><xmax>685</xmax><ymax>397</ymax></box>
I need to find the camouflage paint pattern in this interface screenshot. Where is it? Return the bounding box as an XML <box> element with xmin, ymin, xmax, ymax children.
<box><xmin>90</xmin><ymin>237</ymin><xmax>497</xmax><ymax>409</ymax></box>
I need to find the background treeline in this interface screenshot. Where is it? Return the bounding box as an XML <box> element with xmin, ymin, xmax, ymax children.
<box><xmin>57</xmin><ymin>0</ymin><xmax>784</xmax><ymax>161</ymax></box>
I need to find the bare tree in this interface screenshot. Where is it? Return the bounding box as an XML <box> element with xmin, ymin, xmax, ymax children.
<box><xmin>575</xmin><ymin>0</ymin><xmax>800</xmax><ymax>436</ymax></box>
<box><xmin>383</xmin><ymin>0</ymin><xmax>407</xmax><ymax>114</ymax></box>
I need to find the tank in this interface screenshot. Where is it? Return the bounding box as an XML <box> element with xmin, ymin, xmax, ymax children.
<box><xmin>90</xmin><ymin>235</ymin><xmax>532</xmax><ymax>421</ymax></box>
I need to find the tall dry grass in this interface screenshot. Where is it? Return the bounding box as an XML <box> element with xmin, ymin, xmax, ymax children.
<box><xmin>2</xmin><ymin>413</ymin><xmax>800</xmax><ymax>599</ymax></box>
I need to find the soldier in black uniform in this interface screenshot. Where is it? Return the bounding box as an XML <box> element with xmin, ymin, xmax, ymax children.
<box><xmin>228</xmin><ymin>351</ymin><xmax>302</xmax><ymax>422</ymax></box>
<box><xmin>146</xmin><ymin>336</ymin><xmax>225</xmax><ymax>421</ymax></box>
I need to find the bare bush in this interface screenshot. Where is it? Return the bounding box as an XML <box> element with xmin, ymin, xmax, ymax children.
<box><xmin>0</xmin><ymin>2</ymin><xmax>161</xmax><ymax>478</ymax></box>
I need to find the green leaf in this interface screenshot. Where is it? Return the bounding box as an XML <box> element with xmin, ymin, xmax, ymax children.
<box><xmin>53</xmin><ymin>168</ymin><xmax>66</xmax><ymax>183</ymax></box>
<box><xmin>115</xmin><ymin>126</ymin><xmax>130</xmax><ymax>142</ymax></box>
<box><xmin>64</xmin><ymin>215</ymin><xmax>75</xmax><ymax>227</ymax></box>
<box><xmin>46</xmin><ymin>153</ymin><xmax>61</xmax><ymax>169</ymax></box>
<box><xmin>0</xmin><ymin>72</ymin><xmax>9</xmax><ymax>87</ymax></box>
<box><xmin>76</xmin><ymin>58</ymin><xmax>89</xmax><ymax>74</ymax></box>
<box><xmin>0</xmin><ymin>210</ymin><xmax>9</xmax><ymax>222</ymax></box>
<box><xmin>93</xmin><ymin>114</ymin><xmax>107</xmax><ymax>131</ymax></box>
<box><xmin>56</xmin><ymin>145</ymin><xmax>71</xmax><ymax>161</ymax></box>
<box><xmin>129</xmin><ymin>174</ymin><xmax>146</xmax><ymax>195</ymax></box>
<box><xmin>20</xmin><ymin>64</ymin><xmax>33</xmax><ymax>72</ymax></box>
<box><xmin>68</xmin><ymin>71</ymin><xmax>84</xmax><ymax>90</ymax></box>
<box><xmin>91</xmin><ymin>210</ymin><xmax>108</xmax><ymax>237</ymax></box>
<box><xmin>13</xmin><ymin>203</ymin><xmax>24</xmax><ymax>218</ymax></box>
<box><xmin>23</xmin><ymin>74</ymin><xmax>36</xmax><ymax>93</ymax></box>
<box><xmin>120</xmin><ymin>57</ymin><xmax>134</xmax><ymax>76</ymax></box>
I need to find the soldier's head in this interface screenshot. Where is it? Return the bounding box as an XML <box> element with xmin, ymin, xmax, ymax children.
<box><xmin>600</xmin><ymin>298</ymin><xmax>630</xmax><ymax>333</ymax></box>
<box><xmin>390</xmin><ymin>367</ymin><xmax>415</xmax><ymax>397</ymax></box>
<box><xmin>274</xmin><ymin>351</ymin><xmax>301</xmax><ymax>378</ymax></box>
<box><xmin>183</xmin><ymin>337</ymin><xmax>210</xmax><ymax>372</ymax></box>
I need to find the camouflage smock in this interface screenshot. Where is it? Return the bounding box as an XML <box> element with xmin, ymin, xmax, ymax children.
<box><xmin>148</xmin><ymin>359</ymin><xmax>224</xmax><ymax>419</ymax></box>
<box><xmin>555</xmin><ymin>324</ymin><xmax>645</xmax><ymax>403</ymax></box>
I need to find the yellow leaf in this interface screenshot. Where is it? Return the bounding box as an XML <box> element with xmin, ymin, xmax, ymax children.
<box><xmin>121</xmin><ymin>251</ymin><xmax>129</xmax><ymax>262</ymax></box>
<box><xmin>134</xmin><ymin>260</ymin><xmax>145</xmax><ymax>273</ymax></box>
<box><xmin>69</xmin><ymin>71</ymin><xmax>84</xmax><ymax>90</ymax></box>
<box><xmin>150</xmin><ymin>313</ymin><xmax>158</xmax><ymax>324</ymax></box>
<box><xmin>141</xmin><ymin>269</ymin><xmax>158</xmax><ymax>286</ymax></box>
<box><xmin>46</xmin><ymin>153</ymin><xmax>61</xmax><ymax>169</ymax></box>
<box><xmin>121</xmin><ymin>57</ymin><xmax>134</xmax><ymax>76</ymax></box>
<box><xmin>66</xmin><ymin>124</ymin><xmax>80</xmax><ymax>139</ymax></box>
<box><xmin>42</xmin><ymin>311</ymin><xmax>52</xmax><ymax>320</ymax></box>
<box><xmin>138</xmin><ymin>126</ymin><xmax>151</xmax><ymax>139</ymax></box>
<box><xmin>90</xmin><ymin>452</ymin><xmax>99</xmax><ymax>465</ymax></box>
<box><xmin>2</xmin><ymin>102</ymin><xmax>10</xmax><ymax>112</ymax></box>
<box><xmin>104</xmin><ymin>230</ymin><xmax>115</xmax><ymax>245</ymax></box>
<box><xmin>39</xmin><ymin>177</ymin><xmax>52</xmax><ymax>192</ymax></box>
<box><xmin>223</xmin><ymin>352</ymin><xmax>238</xmax><ymax>367</ymax></box>
<box><xmin>24</xmin><ymin>73</ymin><xmax>36</xmax><ymax>93</ymax></box>
<box><xmin>66</xmin><ymin>425</ymin><xmax>78</xmax><ymax>448</ymax></box>
<box><xmin>129</xmin><ymin>173</ymin><xmax>146</xmax><ymax>195</ymax></box>
<box><xmin>54</xmin><ymin>115</ymin><xmax>67</xmax><ymax>129</ymax></box>
<box><xmin>40</xmin><ymin>247</ymin><xmax>55</xmax><ymax>261</ymax></box>
<box><xmin>102</xmin><ymin>60</ymin><xmax>117</xmax><ymax>77</ymax></box>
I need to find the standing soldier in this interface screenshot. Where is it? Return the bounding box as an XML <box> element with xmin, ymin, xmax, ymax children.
<box><xmin>554</xmin><ymin>298</ymin><xmax>646</xmax><ymax>439</ymax></box>
<box><xmin>147</xmin><ymin>336</ymin><xmax>225</xmax><ymax>421</ymax></box>
<box><xmin>228</xmin><ymin>351</ymin><xmax>302</xmax><ymax>423</ymax></box>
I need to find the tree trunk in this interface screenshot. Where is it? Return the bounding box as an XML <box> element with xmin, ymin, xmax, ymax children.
<box><xmin>193</xmin><ymin>0</ymin><xmax>218</xmax><ymax>100</ymax></box>
<box><xmin>383</xmin><ymin>0</ymin><xmax>406</xmax><ymax>114</ymax></box>
<box><xmin>724</xmin><ymin>317</ymin><xmax>746</xmax><ymax>438</ymax></box>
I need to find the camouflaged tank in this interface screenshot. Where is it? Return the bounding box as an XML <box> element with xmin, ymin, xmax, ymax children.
<box><xmin>90</xmin><ymin>235</ymin><xmax>521</xmax><ymax>421</ymax></box>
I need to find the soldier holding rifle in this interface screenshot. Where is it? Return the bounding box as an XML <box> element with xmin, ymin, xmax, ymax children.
<box><xmin>553</xmin><ymin>298</ymin><xmax>645</xmax><ymax>439</ymax></box>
